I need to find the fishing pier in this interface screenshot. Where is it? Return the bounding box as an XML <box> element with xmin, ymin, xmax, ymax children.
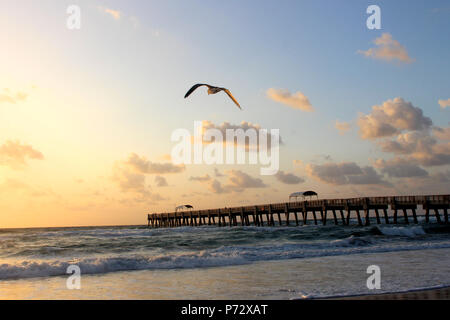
<box><xmin>147</xmin><ymin>194</ymin><xmax>449</xmax><ymax>228</ymax></box>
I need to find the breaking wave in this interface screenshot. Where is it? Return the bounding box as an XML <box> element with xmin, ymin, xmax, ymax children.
<box><xmin>2</xmin><ymin>228</ymin><xmax>450</xmax><ymax>280</ymax></box>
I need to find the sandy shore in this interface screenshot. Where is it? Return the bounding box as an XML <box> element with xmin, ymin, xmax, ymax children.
<box><xmin>333</xmin><ymin>286</ymin><xmax>450</xmax><ymax>300</ymax></box>
<box><xmin>2</xmin><ymin>249</ymin><xmax>448</xmax><ymax>299</ymax></box>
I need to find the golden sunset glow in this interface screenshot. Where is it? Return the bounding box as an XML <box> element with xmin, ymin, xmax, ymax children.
<box><xmin>1</xmin><ymin>1</ymin><xmax>449</xmax><ymax>229</ymax></box>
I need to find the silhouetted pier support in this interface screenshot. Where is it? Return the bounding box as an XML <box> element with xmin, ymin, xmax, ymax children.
<box><xmin>148</xmin><ymin>195</ymin><xmax>449</xmax><ymax>229</ymax></box>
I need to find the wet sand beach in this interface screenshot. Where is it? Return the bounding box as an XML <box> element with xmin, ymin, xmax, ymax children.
<box><xmin>333</xmin><ymin>286</ymin><xmax>450</xmax><ymax>300</ymax></box>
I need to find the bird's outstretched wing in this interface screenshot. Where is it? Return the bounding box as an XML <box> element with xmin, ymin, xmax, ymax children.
<box><xmin>223</xmin><ymin>89</ymin><xmax>242</xmax><ymax>109</ymax></box>
<box><xmin>184</xmin><ymin>84</ymin><xmax>208</xmax><ymax>98</ymax></box>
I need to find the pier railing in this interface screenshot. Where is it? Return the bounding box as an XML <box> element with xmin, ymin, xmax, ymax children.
<box><xmin>147</xmin><ymin>194</ymin><xmax>449</xmax><ymax>228</ymax></box>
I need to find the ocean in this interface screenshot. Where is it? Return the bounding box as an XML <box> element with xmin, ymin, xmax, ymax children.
<box><xmin>1</xmin><ymin>217</ymin><xmax>450</xmax><ymax>299</ymax></box>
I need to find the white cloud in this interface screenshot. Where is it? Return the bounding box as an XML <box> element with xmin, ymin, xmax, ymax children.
<box><xmin>414</xmin><ymin>143</ymin><xmax>450</xmax><ymax>166</ymax></box>
<box><xmin>438</xmin><ymin>99</ymin><xmax>450</xmax><ymax>109</ymax></box>
<box><xmin>155</xmin><ymin>176</ymin><xmax>168</xmax><ymax>187</ymax></box>
<box><xmin>98</xmin><ymin>6</ymin><xmax>121</xmax><ymax>20</ymax></box>
<box><xmin>226</xmin><ymin>170</ymin><xmax>267</xmax><ymax>189</ymax></box>
<box><xmin>358</xmin><ymin>33</ymin><xmax>414</xmax><ymax>64</ymax></box>
<box><xmin>112</xmin><ymin>163</ymin><xmax>148</xmax><ymax>194</ymax></box>
<box><xmin>434</xmin><ymin>127</ymin><xmax>450</xmax><ymax>141</ymax></box>
<box><xmin>0</xmin><ymin>89</ymin><xmax>28</xmax><ymax>104</ymax></box>
<box><xmin>274</xmin><ymin>171</ymin><xmax>305</xmax><ymax>184</ymax></box>
<box><xmin>0</xmin><ymin>140</ymin><xmax>44</xmax><ymax>168</ymax></box>
<box><xmin>112</xmin><ymin>162</ymin><xmax>164</xmax><ymax>202</ymax></box>
<box><xmin>305</xmin><ymin>162</ymin><xmax>389</xmax><ymax>186</ymax></box>
<box><xmin>431</xmin><ymin>170</ymin><xmax>450</xmax><ymax>183</ymax></box>
<box><xmin>190</xmin><ymin>170</ymin><xmax>267</xmax><ymax>194</ymax></box>
<box><xmin>267</xmin><ymin>88</ymin><xmax>314</xmax><ymax>112</ymax></box>
<box><xmin>214</xmin><ymin>168</ymin><xmax>224</xmax><ymax>177</ymax></box>
<box><xmin>125</xmin><ymin>153</ymin><xmax>185</xmax><ymax>174</ymax></box>
<box><xmin>356</xmin><ymin>99</ymin><xmax>450</xmax><ymax>167</ymax></box>
<box><xmin>377</xmin><ymin>130</ymin><xmax>435</xmax><ymax>155</ymax></box>
<box><xmin>195</xmin><ymin>120</ymin><xmax>282</xmax><ymax>150</ymax></box>
<box><xmin>189</xmin><ymin>174</ymin><xmax>211</xmax><ymax>182</ymax></box>
<box><xmin>375</xmin><ymin>129</ymin><xmax>450</xmax><ymax>167</ymax></box>
<box><xmin>357</xmin><ymin>97</ymin><xmax>432</xmax><ymax>139</ymax></box>
<box><xmin>111</xmin><ymin>153</ymin><xmax>181</xmax><ymax>201</ymax></box>
<box><xmin>97</xmin><ymin>6</ymin><xmax>148</xmax><ymax>32</ymax></box>
<box><xmin>158</xmin><ymin>154</ymin><xmax>172</xmax><ymax>161</ymax></box>
<box><xmin>373</xmin><ymin>158</ymin><xmax>428</xmax><ymax>178</ymax></box>
<box><xmin>335</xmin><ymin>120</ymin><xmax>351</xmax><ymax>135</ymax></box>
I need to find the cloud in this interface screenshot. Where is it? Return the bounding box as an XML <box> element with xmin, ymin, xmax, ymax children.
<box><xmin>431</xmin><ymin>170</ymin><xmax>450</xmax><ymax>183</ymax></box>
<box><xmin>189</xmin><ymin>175</ymin><xmax>228</xmax><ymax>194</ymax></box>
<box><xmin>190</xmin><ymin>170</ymin><xmax>267</xmax><ymax>194</ymax></box>
<box><xmin>413</xmin><ymin>143</ymin><xmax>450</xmax><ymax>166</ymax></box>
<box><xmin>355</xmin><ymin>99</ymin><xmax>449</xmax><ymax>167</ymax></box>
<box><xmin>159</xmin><ymin>154</ymin><xmax>172</xmax><ymax>161</ymax></box>
<box><xmin>125</xmin><ymin>153</ymin><xmax>185</xmax><ymax>174</ymax></box>
<box><xmin>325</xmin><ymin>98</ymin><xmax>448</xmax><ymax>191</ymax></box>
<box><xmin>112</xmin><ymin>153</ymin><xmax>179</xmax><ymax>201</ymax></box>
<box><xmin>195</xmin><ymin>120</ymin><xmax>282</xmax><ymax>150</ymax></box>
<box><xmin>377</xmin><ymin>131</ymin><xmax>435</xmax><ymax>155</ymax></box>
<box><xmin>267</xmin><ymin>88</ymin><xmax>314</xmax><ymax>112</ymax></box>
<box><xmin>0</xmin><ymin>179</ymin><xmax>55</xmax><ymax>197</ymax></box>
<box><xmin>274</xmin><ymin>170</ymin><xmax>305</xmax><ymax>184</ymax></box>
<box><xmin>305</xmin><ymin>162</ymin><xmax>389</xmax><ymax>186</ymax></box>
<box><xmin>155</xmin><ymin>176</ymin><xmax>168</xmax><ymax>187</ymax></box>
<box><xmin>112</xmin><ymin>163</ymin><xmax>147</xmax><ymax>194</ymax></box>
<box><xmin>438</xmin><ymin>99</ymin><xmax>450</xmax><ymax>109</ymax></box>
<box><xmin>97</xmin><ymin>7</ymin><xmax>148</xmax><ymax>31</ymax></box>
<box><xmin>434</xmin><ymin>127</ymin><xmax>450</xmax><ymax>141</ymax></box>
<box><xmin>0</xmin><ymin>89</ymin><xmax>28</xmax><ymax>104</ymax></box>
<box><xmin>358</xmin><ymin>33</ymin><xmax>414</xmax><ymax>64</ymax></box>
<box><xmin>357</xmin><ymin>98</ymin><xmax>432</xmax><ymax>139</ymax></box>
<box><xmin>227</xmin><ymin>170</ymin><xmax>267</xmax><ymax>189</ymax></box>
<box><xmin>387</xmin><ymin>170</ymin><xmax>450</xmax><ymax>194</ymax></box>
<box><xmin>0</xmin><ymin>140</ymin><xmax>44</xmax><ymax>168</ymax></box>
<box><xmin>112</xmin><ymin>163</ymin><xmax>164</xmax><ymax>201</ymax></box>
<box><xmin>376</xmin><ymin>130</ymin><xmax>450</xmax><ymax>167</ymax></box>
<box><xmin>335</xmin><ymin>120</ymin><xmax>351</xmax><ymax>135</ymax></box>
<box><xmin>189</xmin><ymin>174</ymin><xmax>211</xmax><ymax>182</ymax></box>
<box><xmin>373</xmin><ymin>158</ymin><xmax>428</xmax><ymax>178</ymax></box>
<box><xmin>98</xmin><ymin>6</ymin><xmax>121</xmax><ymax>20</ymax></box>
<box><xmin>208</xmin><ymin>179</ymin><xmax>227</xmax><ymax>194</ymax></box>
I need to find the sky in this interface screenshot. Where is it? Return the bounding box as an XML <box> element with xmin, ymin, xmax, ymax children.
<box><xmin>0</xmin><ymin>0</ymin><xmax>449</xmax><ymax>228</ymax></box>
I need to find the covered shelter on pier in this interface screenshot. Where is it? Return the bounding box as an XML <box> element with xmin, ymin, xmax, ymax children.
<box><xmin>289</xmin><ymin>191</ymin><xmax>318</xmax><ymax>201</ymax></box>
<box><xmin>175</xmin><ymin>204</ymin><xmax>194</xmax><ymax>212</ymax></box>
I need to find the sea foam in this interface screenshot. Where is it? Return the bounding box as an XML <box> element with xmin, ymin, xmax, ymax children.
<box><xmin>378</xmin><ymin>226</ymin><xmax>426</xmax><ymax>237</ymax></box>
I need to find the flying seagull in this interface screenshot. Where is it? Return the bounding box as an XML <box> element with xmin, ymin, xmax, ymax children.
<box><xmin>184</xmin><ymin>84</ymin><xmax>242</xmax><ymax>109</ymax></box>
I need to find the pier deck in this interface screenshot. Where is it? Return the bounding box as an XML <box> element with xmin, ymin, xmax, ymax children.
<box><xmin>147</xmin><ymin>195</ymin><xmax>449</xmax><ymax>228</ymax></box>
